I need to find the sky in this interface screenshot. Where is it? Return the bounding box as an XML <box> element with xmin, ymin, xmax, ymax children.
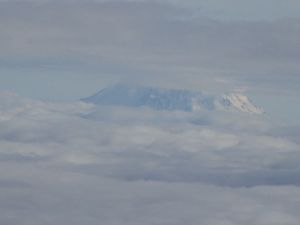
<box><xmin>1</xmin><ymin>1</ymin><xmax>300</xmax><ymax>224</ymax></box>
<box><xmin>1</xmin><ymin>0</ymin><xmax>300</xmax><ymax>124</ymax></box>
<box><xmin>3</xmin><ymin>1</ymin><xmax>300</xmax><ymax>124</ymax></box>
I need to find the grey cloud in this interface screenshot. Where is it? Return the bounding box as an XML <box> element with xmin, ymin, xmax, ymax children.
<box><xmin>1</xmin><ymin>1</ymin><xmax>300</xmax><ymax>94</ymax></box>
<box><xmin>0</xmin><ymin>93</ymin><xmax>299</xmax><ymax>185</ymax></box>
<box><xmin>0</xmin><ymin>93</ymin><xmax>300</xmax><ymax>224</ymax></box>
<box><xmin>0</xmin><ymin>1</ymin><xmax>299</xmax><ymax>223</ymax></box>
<box><xmin>1</xmin><ymin>169</ymin><xmax>300</xmax><ymax>225</ymax></box>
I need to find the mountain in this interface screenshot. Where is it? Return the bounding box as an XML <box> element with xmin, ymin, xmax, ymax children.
<box><xmin>82</xmin><ymin>84</ymin><xmax>264</xmax><ymax>114</ymax></box>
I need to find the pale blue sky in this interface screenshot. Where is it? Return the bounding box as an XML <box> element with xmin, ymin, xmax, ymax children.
<box><xmin>1</xmin><ymin>0</ymin><xmax>300</xmax><ymax>124</ymax></box>
<box><xmin>175</xmin><ymin>0</ymin><xmax>300</xmax><ymax>21</ymax></box>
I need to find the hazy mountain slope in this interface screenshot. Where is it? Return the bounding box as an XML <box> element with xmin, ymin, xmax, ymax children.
<box><xmin>82</xmin><ymin>84</ymin><xmax>264</xmax><ymax>114</ymax></box>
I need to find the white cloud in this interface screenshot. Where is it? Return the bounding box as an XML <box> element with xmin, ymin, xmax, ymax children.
<box><xmin>0</xmin><ymin>92</ymin><xmax>300</xmax><ymax>224</ymax></box>
<box><xmin>0</xmin><ymin>0</ymin><xmax>299</xmax><ymax>221</ymax></box>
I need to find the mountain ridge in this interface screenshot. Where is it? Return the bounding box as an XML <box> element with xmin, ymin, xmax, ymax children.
<box><xmin>82</xmin><ymin>84</ymin><xmax>264</xmax><ymax>114</ymax></box>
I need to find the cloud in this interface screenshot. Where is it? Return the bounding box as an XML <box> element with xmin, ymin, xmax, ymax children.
<box><xmin>0</xmin><ymin>92</ymin><xmax>300</xmax><ymax>224</ymax></box>
<box><xmin>1</xmin><ymin>0</ymin><xmax>300</xmax><ymax>222</ymax></box>
<box><xmin>1</xmin><ymin>0</ymin><xmax>300</xmax><ymax>95</ymax></box>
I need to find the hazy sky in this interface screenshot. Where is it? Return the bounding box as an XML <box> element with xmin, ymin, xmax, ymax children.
<box><xmin>1</xmin><ymin>2</ymin><xmax>300</xmax><ymax>224</ymax></box>
<box><xmin>1</xmin><ymin>0</ymin><xmax>300</xmax><ymax>123</ymax></box>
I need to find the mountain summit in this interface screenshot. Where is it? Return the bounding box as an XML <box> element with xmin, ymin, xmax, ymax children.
<box><xmin>82</xmin><ymin>84</ymin><xmax>264</xmax><ymax>114</ymax></box>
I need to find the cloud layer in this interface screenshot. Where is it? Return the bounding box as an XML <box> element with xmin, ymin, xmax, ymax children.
<box><xmin>1</xmin><ymin>1</ymin><xmax>300</xmax><ymax>223</ymax></box>
<box><xmin>1</xmin><ymin>1</ymin><xmax>300</xmax><ymax>93</ymax></box>
<box><xmin>0</xmin><ymin>92</ymin><xmax>300</xmax><ymax>224</ymax></box>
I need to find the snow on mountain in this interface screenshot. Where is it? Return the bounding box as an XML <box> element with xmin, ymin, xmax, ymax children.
<box><xmin>219</xmin><ymin>93</ymin><xmax>264</xmax><ymax>114</ymax></box>
<box><xmin>82</xmin><ymin>84</ymin><xmax>264</xmax><ymax>114</ymax></box>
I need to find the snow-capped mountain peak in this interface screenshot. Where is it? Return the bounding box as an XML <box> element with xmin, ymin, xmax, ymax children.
<box><xmin>82</xmin><ymin>84</ymin><xmax>264</xmax><ymax>114</ymax></box>
<box><xmin>218</xmin><ymin>93</ymin><xmax>264</xmax><ymax>114</ymax></box>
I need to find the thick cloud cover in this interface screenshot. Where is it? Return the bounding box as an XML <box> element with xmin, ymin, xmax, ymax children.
<box><xmin>0</xmin><ymin>92</ymin><xmax>300</xmax><ymax>224</ymax></box>
<box><xmin>1</xmin><ymin>0</ymin><xmax>300</xmax><ymax>93</ymax></box>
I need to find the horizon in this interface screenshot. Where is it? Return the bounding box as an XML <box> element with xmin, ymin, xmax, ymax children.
<box><xmin>1</xmin><ymin>80</ymin><xmax>298</xmax><ymax>125</ymax></box>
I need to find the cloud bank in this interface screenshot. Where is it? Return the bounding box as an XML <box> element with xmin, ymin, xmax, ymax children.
<box><xmin>0</xmin><ymin>92</ymin><xmax>300</xmax><ymax>224</ymax></box>
<box><xmin>1</xmin><ymin>0</ymin><xmax>300</xmax><ymax>93</ymax></box>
